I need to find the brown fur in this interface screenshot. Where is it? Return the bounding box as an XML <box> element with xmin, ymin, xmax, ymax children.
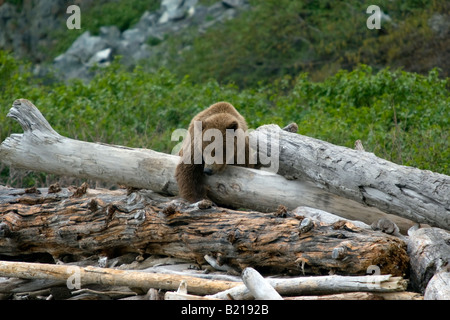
<box><xmin>175</xmin><ymin>102</ymin><xmax>256</xmax><ymax>202</ymax></box>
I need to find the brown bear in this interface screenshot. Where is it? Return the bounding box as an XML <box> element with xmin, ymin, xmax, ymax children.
<box><xmin>175</xmin><ymin>102</ymin><xmax>257</xmax><ymax>202</ymax></box>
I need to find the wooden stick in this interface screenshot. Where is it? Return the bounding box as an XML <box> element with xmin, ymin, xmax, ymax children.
<box><xmin>0</xmin><ymin>261</ymin><xmax>240</xmax><ymax>295</ymax></box>
<box><xmin>209</xmin><ymin>274</ymin><xmax>408</xmax><ymax>300</ymax></box>
<box><xmin>242</xmin><ymin>268</ymin><xmax>283</xmax><ymax>300</ymax></box>
<box><xmin>164</xmin><ymin>292</ymin><xmax>222</xmax><ymax>300</ymax></box>
<box><xmin>285</xmin><ymin>292</ymin><xmax>382</xmax><ymax>300</ymax></box>
<box><xmin>285</xmin><ymin>291</ymin><xmax>423</xmax><ymax>300</ymax></box>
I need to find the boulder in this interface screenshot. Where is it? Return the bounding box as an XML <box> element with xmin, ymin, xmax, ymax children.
<box><xmin>50</xmin><ymin>0</ymin><xmax>249</xmax><ymax>81</ymax></box>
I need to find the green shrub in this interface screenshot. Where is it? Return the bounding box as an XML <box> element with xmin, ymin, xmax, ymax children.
<box><xmin>144</xmin><ymin>0</ymin><xmax>446</xmax><ymax>87</ymax></box>
<box><xmin>1</xmin><ymin>52</ymin><xmax>448</xmax><ymax>188</ymax></box>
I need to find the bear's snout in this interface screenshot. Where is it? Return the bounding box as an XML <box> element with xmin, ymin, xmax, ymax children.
<box><xmin>203</xmin><ymin>167</ymin><xmax>214</xmax><ymax>176</ymax></box>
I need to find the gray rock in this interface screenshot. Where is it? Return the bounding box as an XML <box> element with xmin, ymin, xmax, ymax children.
<box><xmin>99</xmin><ymin>26</ymin><xmax>121</xmax><ymax>41</ymax></box>
<box><xmin>222</xmin><ymin>0</ymin><xmax>246</xmax><ymax>8</ymax></box>
<box><xmin>428</xmin><ymin>13</ymin><xmax>450</xmax><ymax>38</ymax></box>
<box><xmin>53</xmin><ymin>31</ymin><xmax>109</xmax><ymax>80</ymax></box>
<box><xmin>87</xmin><ymin>48</ymin><xmax>113</xmax><ymax>67</ymax></box>
<box><xmin>158</xmin><ymin>0</ymin><xmax>198</xmax><ymax>24</ymax></box>
<box><xmin>50</xmin><ymin>0</ymin><xmax>249</xmax><ymax>81</ymax></box>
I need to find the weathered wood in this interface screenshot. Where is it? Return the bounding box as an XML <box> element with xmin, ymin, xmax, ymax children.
<box><xmin>164</xmin><ymin>292</ymin><xmax>222</xmax><ymax>300</ymax></box>
<box><xmin>209</xmin><ymin>274</ymin><xmax>408</xmax><ymax>300</ymax></box>
<box><xmin>253</xmin><ymin>124</ymin><xmax>450</xmax><ymax>230</ymax></box>
<box><xmin>285</xmin><ymin>291</ymin><xmax>423</xmax><ymax>300</ymax></box>
<box><xmin>424</xmin><ymin>271</ymin><xmax>450</xmax><ymax>300</ymax></box>
<box><xmin>285</xmin><ymin>292</ymin><xmax>383</xmax><ymax>300</ymax></box>
<box><xmin>407</xmin><ymin>227</ymin><xmax>450</xmax><ymax>292</ymax></box>
<box><xmin>0</xmin><ymin>260</ymin><xmax>239</xmax><ymax>295</ymax></box>
<box><xmin>241</xmin><ymin>267</ymin><xmax>283</xmax><ymax>300</ymax></box>
<box><xmin>0</xmin><ymin>186</ymin><xmax>409</xmax><ymax>276</ymax></box>
<box><xmin>0</xmin><ymin>99</ymin><xmax>418</xmax><ymax>231</ymax></box>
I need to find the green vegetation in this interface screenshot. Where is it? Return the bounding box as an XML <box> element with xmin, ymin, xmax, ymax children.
<box><xmin>1</xmin><ymin>0</ymin><xmax>449</xmax><ymax>187</ymax></box>
<box><xmin>1</xmin><ymin>51</ymin><xmax>448</xmax><ymax>187</ymax></box>
<box><xmin>145</xmin><ymin>0</ymin><xmax>448</xmax><ymax>87</ymax></box>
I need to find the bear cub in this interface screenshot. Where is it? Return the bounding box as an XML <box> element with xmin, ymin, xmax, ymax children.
<box><xmin>175</xmin><ymin>102</ymin><xmax>257</xmax><ymax>202</ymax></box>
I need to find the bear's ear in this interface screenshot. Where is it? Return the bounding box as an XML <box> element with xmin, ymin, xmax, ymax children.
<box><xmin>227</xmin><ymin>120</ymin><xmax>239</xmax><ymax>130</ymax></box>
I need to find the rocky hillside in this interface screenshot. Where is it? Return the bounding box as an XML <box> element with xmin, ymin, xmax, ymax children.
<box><xmin>0</xmin><ymin>0</ymin><xmax>448</xmax><ymax>84</ymax></box>
<box><xmin>0</xmin><ymin>0</ymin><xmax>249</xmax><ymax>81</ymax></box>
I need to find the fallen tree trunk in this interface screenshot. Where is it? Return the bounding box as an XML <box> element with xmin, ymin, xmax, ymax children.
<box><xmin>424</xmin><ymin>271</ymin><xmax>450</xmax><ymax>300</ymax></box>
<box><xmin>253</xmin><ymin>125</ymin><xmax>450</xmax><ymax>230</ymax></box>
<box><xmin>0</xmin><ymin>186</ymin><xmax>409</xmax><ymax>276</ymax></box>
<box><xmin>0</xmin><ymin>99</ymin><xmax>425</xmax><ymax>231</ymax></box>
<box><xmin>407</xmin><ymin>227</ymin><xmax>450</xmax><ymax>293</ymax></box>
<box><xmin>0</xmin><ymin>260</ymin><xmax>239</xmax><ymax>295</ymax></box>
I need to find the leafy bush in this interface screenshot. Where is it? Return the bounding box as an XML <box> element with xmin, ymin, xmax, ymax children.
<box><xmin>145</xmin><ymin>0</ymin><xmax>447</xmax><ymax>87</ymax></box>
<box><xmin>0</xmin><ymin>51</ymin><xmax>448</xmax><ymax>187</ymax></box>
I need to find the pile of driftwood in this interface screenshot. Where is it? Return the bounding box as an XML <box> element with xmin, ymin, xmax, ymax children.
<box><xmin>0</xmin><ymin>99</ymin><xmax>449</xmax><ymax>300</ymax></box>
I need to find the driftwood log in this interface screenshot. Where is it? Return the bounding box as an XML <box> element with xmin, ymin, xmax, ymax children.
<box><xmin>208</xmin><ymin>274</ymin><xmax>408</xmax><ymax>300</ymax></box>
<box><xmin>252</xmin><ymin>125</ymin><xmax>450</xmax><ymax>230</ymax></box>
<box><xmin>0</xmin><ymin>185</ymin><xmax>409</xmax><ymax>276</ymax></box>
<box><xmin>0</xmin><ymin>260</ymin><xmax>238</xmax><ymax>295</ymax></box>
<box><xmin>241</xmin><ymin>267</ymin><xmax>283</xmax><ymax>300</ymax></box>
<box><xmin>407</xmin><ymin>227</ymin><xmax>450</xmax><ymax>293</ymax></box>
<box><xmin>424</xmin><ymin>271</ymin><xmax>450</xmax><ymax>300</ymax></box>
<box><xmin>2</xmin><ymin>99</ymin><xmax>448</xmax><ymax>232</ymax></box>
<box><xmin>0</xmin><ymin>260</ymin><xmax>409</xmax><ymax>299</ymax></box>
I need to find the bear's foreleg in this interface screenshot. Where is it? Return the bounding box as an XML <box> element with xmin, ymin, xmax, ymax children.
<box><xmin>175</xmin><ymin>163</ymin><xmax>206</xmax><ymax>202</ymax></box>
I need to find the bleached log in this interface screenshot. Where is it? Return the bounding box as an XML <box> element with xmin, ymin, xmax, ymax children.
<box><xmin>407</xmin><ymin>227</ymin><xmax>450</xmax><ymax>292</ymax></box>
<box><xmin>424</xmin><ymin>271</ymin><xmax>450</xmax><ymax>300</ymax></box>
<box><xmin>285</xmin><ymin>291</ymin><xmax>423</xmax><ymax>300</ymax></box>
<box><xmin>0</xmin><ymin>99</ymin><xmax>416</xmax><ymax>230</ymax></box>
<box><xmin>0</xmin><ymin>261</ymin><xmax>239</xmax><ymax>295</ymax></box>
<box><xmin>285</xmin><ymin>292</ymin><xmax>382</xmax><ymax>300</ymax></box>
<box><xmin>292</xmin><ymin>206</ymin><xmax>371</xmax><ymax>230</ymax></box>
<box><xmin>164</xmin><ymin>292</ymin><xmax>222</xmax><ymax>300</ymax></box>
<box><xmin>252</xmin><ymin>124</ymin><xmax>450</xmax><ymax>230</ymax></box>
<box><xmin>209</xmin><ymin>274</ymin><xmax>408</xmax><ymax>300</ymax></box>
<box><xmin>241</xmin><ymin>267</ymin><xmax>283</xmax><ymax>300</ymax></box>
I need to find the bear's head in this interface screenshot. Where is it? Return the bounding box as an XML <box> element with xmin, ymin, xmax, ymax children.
<box><xmin>200</xmin><ymin>113</ymin><xmax>246</xmax><ymax>176</ymax></box>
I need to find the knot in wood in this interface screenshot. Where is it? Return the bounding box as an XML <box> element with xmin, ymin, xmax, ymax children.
<box><xmin>0</xmin><ymin>222</ymin><xmax>12</xmax><ymax>238</ymax></box>
<box><xmin>162</xmin><ymin>204</ymin><xmax>177</xmax><ymax>216</ymax></box>
<box><xmin>197</xmin><ymin>199</ymin><xmax>213</xmax><ymax>210</ymax></box>
<box><xmin>332</xmin><ymin>241</ymin><xmax>352</xmax><ymax>260</ymax></box>
<box><xmin>298</xmin><ymin>218</ymin><xmax>313</xmax><ymax>233</ymax></box>
<box><xmin>217</xmin><ymin>183</ymin><xmax>227</xmax><ymax>194</ymax></box>
<box><xmin>332</xmin><ymin>246</ymin><xmax>346</xmax><ymax>260</ymax></box>
<box><xmin>88</xmin><ymin>199</ymin><xmax>98</xmax><ymax>212</ymax></box>
<box><xmin>274</xmin><ymin>205</ymin><xmax>288</xmax><ymax>217</ymax></box>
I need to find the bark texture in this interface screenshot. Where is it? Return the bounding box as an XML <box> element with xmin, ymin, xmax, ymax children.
<box><xmin>252</xmin><ymin>124</ymin><xmax>450</xmax><ymax>230</ymax></box>
<box><xmin>0</xmin><ymin>186</ymin><xmax>409</xmax><ymax>276</ymax></box>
